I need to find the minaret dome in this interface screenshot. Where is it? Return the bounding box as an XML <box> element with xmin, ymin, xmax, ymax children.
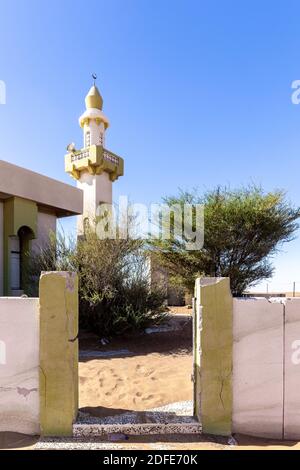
<box><xmin>79</xmin><ymin>83</ymin><xmax>109</xmax><ymax>147</ymax></box>
<box><xmin>85</xmin><ymin>85</ymin><xmax>103</xmax><ymax>110</ymax></box>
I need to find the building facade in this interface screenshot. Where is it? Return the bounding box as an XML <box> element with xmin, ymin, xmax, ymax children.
<box><xmin>0</xmin><ymin>160</ymin><xmax>83</xmax><ymax>296</ymax></box>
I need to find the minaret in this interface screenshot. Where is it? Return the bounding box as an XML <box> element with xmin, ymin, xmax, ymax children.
<box><xmin>65</xmin><ymin>80</ymin><xmax>124</xmax><ymax>234</ymax></box>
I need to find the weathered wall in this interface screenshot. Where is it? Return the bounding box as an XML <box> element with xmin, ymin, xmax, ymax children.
<box><xmin>283</xmin><ymin>298</ymin><xmax>300</xmax><ymax>440</ymax></box>
<box><xmin>233</xmin><ymin>297</ymin><xmax>300</xmax><ymax>439</ymax></box>
<box><xmin>195</xmin><ymin>277</ymin><xmax>300</xmax><ymax>439</ymax></box>
<box><xmin>0</xmin><ymin>202</ymin><xmax>3</xmax><ymax>296</ymax></box>
<box><xmin>0</xmin><ymin>297</ymin><xmax>40</xmax><ymax>435</ymax></box>
<box><xmin>232</xmin><ymin>297</ymin><xmax>284</xmax><ymax>438</ymax></box>
<box><xmin>0</xmin><ymin>271</ymin><xmax>78</xmax><ymax>437</ymax></box>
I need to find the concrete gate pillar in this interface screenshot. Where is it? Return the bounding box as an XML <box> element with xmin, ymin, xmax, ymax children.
<box><xmin>39</xmin><ymin>271</ymin><xmax>78</xmax><ymax>436</ymax></box>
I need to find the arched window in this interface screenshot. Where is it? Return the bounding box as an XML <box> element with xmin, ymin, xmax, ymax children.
<box><xmin>10</xmin><ymin>236</ymin><xmax>21</xmax><ymax>290</ymax></box>
<box><xmin>10</xmin><ymin>226</ymin><xmax>34</xmax><ymax>293</ymax></box>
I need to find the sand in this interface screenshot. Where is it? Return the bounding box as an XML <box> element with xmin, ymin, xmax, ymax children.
<box><xmin>79</xmin><ymin>319</ymin><xmax>193</xmax><ymax>416</ymax></box>
<box><xmin>3</xmin><ymin>431</ymin><xmax>300</xmax><ymax>451</ymax></box>
<box><xmin>80</xmin><ymin>354</ymin><xmax>192</xmax><ymax>415</ymax></box>
<box><xmin>0</xmin><ymin>432</ymin><xmax>39</xmax><ymax>450</ymax></box>
<box><xmin>168</xmin><ymin>306</ymin><xmax>193</xmax><ymax>315</ymax></box>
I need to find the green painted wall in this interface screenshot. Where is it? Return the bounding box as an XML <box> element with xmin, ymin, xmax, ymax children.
<box><xmin>3</xmin><ymin>197</ymin><xmax>37</xmax><ymax>295</ymax></box>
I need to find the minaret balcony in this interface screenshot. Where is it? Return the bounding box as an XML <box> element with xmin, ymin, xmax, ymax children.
<box><xmin>65</xmin><ymin>145</ymin><xmax>124</xmax><ymax>181</ymax></box>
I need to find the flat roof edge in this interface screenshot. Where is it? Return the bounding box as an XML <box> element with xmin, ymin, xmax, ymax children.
<box><xmin>0</xmin><ymin>160</ymin><xmax>83</xmax><ymax>216</ymax></box>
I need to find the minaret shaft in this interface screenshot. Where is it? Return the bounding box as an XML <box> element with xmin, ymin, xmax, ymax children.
<box><xmin>83</xmin><ymin>120</ymin><xmax>105</xmax><ymax>148</ymax></box>
<box><xmin>76</xmin><ymin>172</ymin><xmax>112</xmax><ymax>234</ymax></box>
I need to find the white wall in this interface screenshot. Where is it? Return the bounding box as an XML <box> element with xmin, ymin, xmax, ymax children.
<box><xmin>0</xmin><ymin>297</ymin><xmax>40</xmax><ymax>434</ymax></box>
<box><xmin>232</xmin><ymin>297</ymin><xmax>284</xmax><ymax>438</ymax></box>
<box><xmin>233</xmin><ymin>297</ymin><xmax>300</xmax><ymax>439</ymax></box>
<box><xmin>0</xmin><ymin>202</ymin><xmax>3</xmax><ymax>296</ymax></box>
<box><xmin>284</xmin><ymin>298</ymin><xmax>300</xmax><ymax>439</ymax></box>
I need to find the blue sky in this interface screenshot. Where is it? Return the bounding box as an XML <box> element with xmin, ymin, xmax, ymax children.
<box><xmin>1</xmin><ymin>0</ymin><xmax>300</xmax><ymax>291</ymax></box>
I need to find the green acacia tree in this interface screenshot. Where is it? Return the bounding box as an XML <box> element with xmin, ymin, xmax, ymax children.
<box><xmin>150</xmin><ymin>186</ymin><xmax>300</xmax><ymax>296</ymax></box>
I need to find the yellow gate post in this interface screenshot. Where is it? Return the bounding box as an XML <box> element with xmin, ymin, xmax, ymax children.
<box><xmin>39</xmin><ymin>271</ymin><xmax>78</xmax><ymax>436</ymax></box>
<box><xmin>194</xmin><ymin>277</ymin><xmax>233</xmax><ymax>436</ymax></box>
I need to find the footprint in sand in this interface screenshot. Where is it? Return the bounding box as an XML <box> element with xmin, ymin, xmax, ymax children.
<box><xmin>135</xmin><ymin>365</ymin><xmax>155</xmax><ymax>377</ymax></box>
<box><xmin>136</xmin><ymin>392</ymin><xmax>142</xmax><ymax>397</ymax></box>
<box><xmin>142</xmin><ymin>394</ymin><xmax>154</xmax><ymax>402</ymax></box>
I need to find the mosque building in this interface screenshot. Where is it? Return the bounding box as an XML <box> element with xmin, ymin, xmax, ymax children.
<box><xmin>0</xmin><ymin>160</ymin><xmax>82</xmax><ymax>296</ymax></box>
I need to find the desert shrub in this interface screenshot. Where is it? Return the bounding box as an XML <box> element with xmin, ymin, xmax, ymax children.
<box><xmin>23</xmin><ymin>231</ymin><xmax>75</xmax><ymax>297</ymax></box>
<box><xmin>24</xmin><ymin>228</ymin><xmax>166</xmax><ymax>336</ymax></box>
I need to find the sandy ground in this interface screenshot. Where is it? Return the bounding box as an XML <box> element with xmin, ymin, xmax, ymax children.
<box><xmin>79</xmin><ymin>354</ymin><xmax>192</xmax><ymax>415</ymax></box>
<box><xmin>2</xmin><ymin>432</ymin><xmax>300</xmax><ymax>451</ymax></box>
<box><xmin>2</xmin><ymin>315</ymin><xmax>300</xmax><ymax>450</ymax></box>
<box><xmin>79</xmin><ymin>324</ymin><xmax>193</xmax><ymax>416</ymax></box>
<box><xmin>168</xmin><ymin>306</ymin><xmax>193</xmax><ymax>315</ymax></box>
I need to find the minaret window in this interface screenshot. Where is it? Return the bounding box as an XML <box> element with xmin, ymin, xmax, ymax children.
<box><xmin>85</xmin><ymin>131</ymin><xmax>91</xmax><ymax>148</ymax></box>
<box><xmin>99</xmin><ymin>134</ymin><xmax>104</xmax><ymax>146</ymax></box>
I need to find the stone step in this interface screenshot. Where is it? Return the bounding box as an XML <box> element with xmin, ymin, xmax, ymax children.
<box><xmin>73</xmin><ymin>422</ymin><xmax>202</xmax><ymax>438</ymax></box>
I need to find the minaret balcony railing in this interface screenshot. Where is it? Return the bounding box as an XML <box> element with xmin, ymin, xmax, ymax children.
<box><xmin>65</xmin><ymin>145</ymin><xmax>124</xmax><ymax>182</ymax></box>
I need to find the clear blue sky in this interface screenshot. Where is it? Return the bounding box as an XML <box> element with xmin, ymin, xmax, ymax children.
<box><xmin>1</xmin><ymin>0</ymin><xmax>300</xmax><ymax>291</ymax></box>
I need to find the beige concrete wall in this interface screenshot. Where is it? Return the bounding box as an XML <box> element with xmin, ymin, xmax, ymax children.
<box><xmin>0</xmin><ymin>297</ymin><xmax>40</xmax><ymax>435</ymax></box>
<box><xmin>232</xmin><ymin>297</ymin><xmax>284</xmax><ymax>438</ymax></box>
<box><xmin>233</xmin><ymin>297</ymin><xmax>300</xmax><ymax>439</ymax></box>
<box><xmin>0</xmin><ymin>271</ymin><xmax>78</xmax><ymax>437</ymax></box>
<box><xmin>0</xmin><ymin>202</ymin><xmax>3</xmax><ymax>296</ymax></box>
<box><xmin>284</xmin><ymin>298</ymin><xmax>300</xmax><ymax>440</ymax></box>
